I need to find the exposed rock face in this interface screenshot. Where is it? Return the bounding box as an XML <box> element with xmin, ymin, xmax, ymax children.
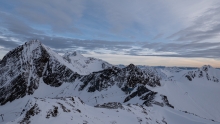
<box><xmin>185</xmin><ymin>65</ymin><xmax>219</xmax><ymax>82</ymax></box>
<box><xmin>141</xmin><ymin>91</ymin><xmax>158</xmax><ymax>106</ymax></box>
<box><xmin>79</xmin><ymin>64</ymin><xmax>160</xmax><ymax>92</ymax></box>
<box><xmin>123</xmin><ymin>85</ymin><xmax>150</xmax><ymax>103</ymax></box>
<box><xmin>77</xmin><ymin>63</ymin><xmax>164</xmax><ymax>106</ymax></box>
<box><xmin>95</xmin><ymin>102</ymin><xmax>124</xmax><ymax>109</ymax></box>
<box><xmin>0</xmin><ymin>40</ymin><xmax>79</xmax><ymax>105</ymax></box>
<box><xmin>160</xmin><ymin>95</ymin><xmax>174</xmax><ymax>108</ymax></box>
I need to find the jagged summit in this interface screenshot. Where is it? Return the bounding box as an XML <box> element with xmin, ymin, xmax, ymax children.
<box><xmin>126</xmin><ymin>63</ymin><xmax>136</xmax><ymax>69</ymax></box>
<box><xmin>63</xmin><ymin>51</ymin><xmax>112</xmax><ymax>74</ymax></box>
<box><xmin>184</xmin><ymin>65</ymin><xmax>219</xmax><ymax>82</ymax></box>
<box><xmin>24</xmin><ymin>39</ymin><xmax>41</xmax><ymax>45</ymax></box>
<box><xmin>64</xmin><ymin>51</ymin><xmax>83</xmax><ymax>57</ymax></box>
<box><xmin>1</xmin><ymin>40</ymin><xmax>41</xmax><ymax>62</ymax></box>
<box><xmin>200</xmin><ymin>65</ymin><xmax>213</xmax><ymax>72</ymax></box>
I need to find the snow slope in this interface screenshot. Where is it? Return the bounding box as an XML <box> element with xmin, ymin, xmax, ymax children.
<box><xmin>148</xmin><ymin>66</ymin><xmax>220</xmax><ymax>122</ymax></box>
<box><xmin>63</xmin><ymin>51</ymin><xmax>112</xmax><ymax>74</ymax></box>
<box><xmin>3</xmin><ymin>97</ymin><xmax>219</xmax><ymax>124</ymax></box>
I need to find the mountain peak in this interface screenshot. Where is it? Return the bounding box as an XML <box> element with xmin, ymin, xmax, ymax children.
<box><xmin>64</xmin><ymin>51</ymin><xmax>83</xmax><ymax>57</ymax></box>
<box><xmin>185</xmin><ymin>65</ymin><xmax>219</xmax><ymax>82</ymax></box>
<box><xmin>200</xmin><ymin>65</ymin><xmax>213</xmax><ymax>72</ymax></box>
<box><xmin>0</xmin><ymin>40</ymin><xmax>81</xmax><ymax>105</ymax></box>
<box><xmin>1</xmin><ymin>40</ymin><xmax>42</xmax><ymax>61</ymax></box>
<box><xmin>72</xmin><ymin>51</ymin><xmax>81</xmax><ymax>56</ymax></box>
<box><xmin>127</xmin><ymin>63</ymin><xmax>135</xmax><ymax>68</ymax></box>
<box><xmin>24</xmin><ymin>39</ymin><xmax>42</xmax><ymax>46</ymax></box>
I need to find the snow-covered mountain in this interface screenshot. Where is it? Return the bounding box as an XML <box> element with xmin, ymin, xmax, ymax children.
<box><xmin>0</xmin><ymin>40</ymin><xmax>80</xmax><ymax>105</ymax></box>
<box><xmin>151</xmin><ymin>65</ymin><xmax>220</xmax><ymax>122</ymax></box>
<box><xmin>0</xmin><ymin>40</ymin><xmax>220</xmax><ymax>124</ymax></box>
<box><xmin>63</xmin><ymin>51</ymin><xmax>112</xmax><ymax>74</ymax></box>
<box><xmin>184</xmin><ymin>65</ymin><xmax>219</xmax><ymax>82</ymax></box>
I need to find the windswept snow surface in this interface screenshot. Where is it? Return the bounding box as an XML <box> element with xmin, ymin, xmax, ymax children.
<box><xmin>42</xmin><ymin>45</ymin><xmax>93</xmax><ymax>75</ymax></box>
<box><xmin>148</xmin><ymin>66</ymin><xmax>220</xmax><ymax>122</ymax></box>
<box><xmin>2</xmin><ymin>96</ymin><xmax>219</xmax><ymax>124</ymax></box>
<box><xmin>63</xmin><ymin>51</ymin><xmax>112</xmax><ymax>75</ymax></box>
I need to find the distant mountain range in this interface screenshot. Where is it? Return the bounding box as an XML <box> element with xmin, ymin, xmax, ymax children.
<box><xmin>0</xmin><ymin>40</ymin><xmax>219</xmax><ymax>124</ymax></box>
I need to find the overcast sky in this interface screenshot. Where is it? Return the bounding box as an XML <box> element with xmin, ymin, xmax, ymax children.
<box><xmin>0</xmin><ymin>0</ymin><xmax>220</xmax><ymax>67</ymax></box>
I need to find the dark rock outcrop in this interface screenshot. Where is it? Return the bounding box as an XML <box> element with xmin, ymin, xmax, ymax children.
<box><xmin>124</xmin><ymin>85</ymin><xmax>150</xmax><ymax>103</ymax></box>
<box><xmin>95</xmin><ymin>102</ymin><xmax>124</xmax><ymax>109</ymax></box>
<box><xmin>79</xmin><ymin>64</ymin><xmax>160</xmax><ymax>92</ymax></box>
<box><xmin>184</xmin><ymin>65</ymin><xmax>219</xmax><ymax>82</ymax></box>
<box><xmin>0</xmin><ymin>40</ymin><xmax>79</xmax><ymax>105</ymax></box>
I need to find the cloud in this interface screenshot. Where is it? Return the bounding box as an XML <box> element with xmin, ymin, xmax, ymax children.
<box><xmin>0</xmin><ymin>38</ymin><xmax>20</xmax><ymax>49</ymax></box>
<box><xmin>153</xmin><ymin>33</ymin><xmax>164</xmax><ymax>40</ymax></box>
<box><xmin>0</xmin><ymin>31</ymin><xmax>219</xmax><ymax>59</ymax></box>
<box><xmin>94</xmin><ymin>0</ymin><xmax>218</xmax><ymax>35</ymax></box>
<box><xmin>0</xmin><ymin>0</ymin><xmax>219</xmax><ymax>41</ymax></box>
<box><xmin>12</xmin><ymin>0</ymin><xmax>85</xmax><ymax>33</ymax></box>
<box><xmin>35</xmin><ymin>37</ymin><xmax>136</xmax><ymax>53</ymax></box>
<box><xmin>141</xmin><ymin>42</ymin><xmax>220</xmax><ymax>58</ymax></box>
<box><xmin>168</xmin><ymin>2</ymin><xmax>220</xmax><ymax>43</ymax></box>
<box><xmin>0</xmin><ymin>12</ymin><xmax>43</xmax><ymax>38</ymax></box>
